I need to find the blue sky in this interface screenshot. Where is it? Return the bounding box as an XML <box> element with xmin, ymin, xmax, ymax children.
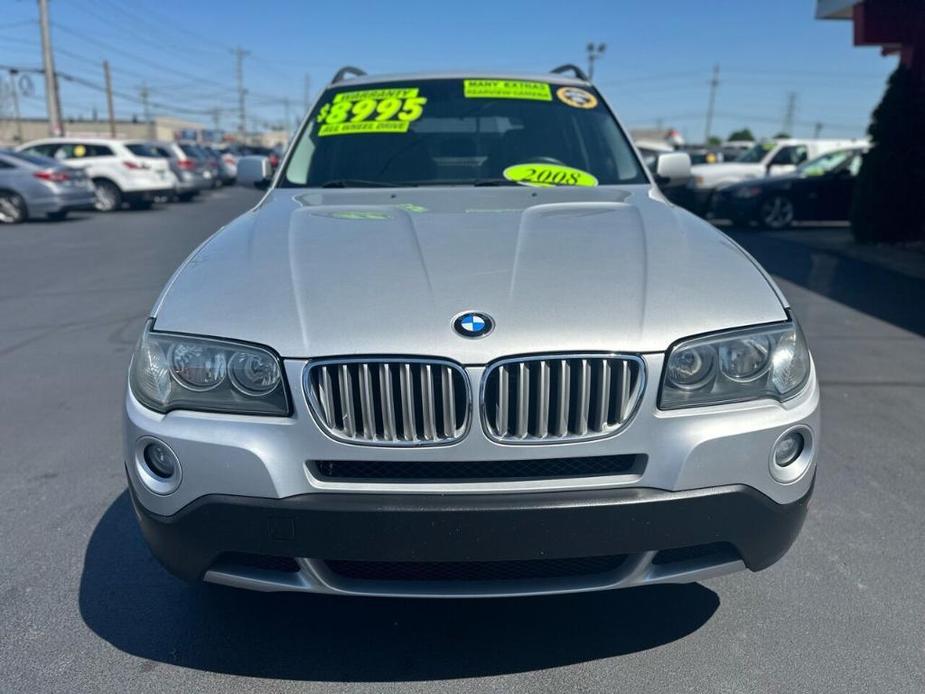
<box><xmin>1</xmin><ymin>0</ymin><xmax>896</xmax><ymax>141</ymax></box>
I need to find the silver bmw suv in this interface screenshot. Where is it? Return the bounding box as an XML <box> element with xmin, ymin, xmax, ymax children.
<box><xmin>125</xmin><ymin>66</ymin><xmax>819</xmax><ymax>598</ymax></box>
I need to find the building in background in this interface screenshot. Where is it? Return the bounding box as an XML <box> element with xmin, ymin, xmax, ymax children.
<box><xmin>0</xmin><ymin>116</ymin><xmax>207</xmax><ymax>146</ymax></box>
<box><xmin>816</xmin><ymin>0</ymin><xmax>924</xmax><ymax>85</ymax></box>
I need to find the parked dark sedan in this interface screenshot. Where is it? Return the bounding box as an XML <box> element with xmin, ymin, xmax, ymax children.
<box><xmin>710</xmin><ymin>147</ymin><xmax>866</xmax><ymax>229</ymax></box>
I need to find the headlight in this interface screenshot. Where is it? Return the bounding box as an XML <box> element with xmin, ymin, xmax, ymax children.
<box><xmin>660</xmin><ymin>321</ymin><xmax>810</xmax><ymax>409</ymax></box>
<box><xmin>130</xmin><ymin>322</ymin><xmax>289</xmax><ymax>415</ymax></box>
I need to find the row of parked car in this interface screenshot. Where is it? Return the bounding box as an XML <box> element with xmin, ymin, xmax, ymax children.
<box><xmin>0</xmin><ymin>137</ymin><xmax>279</xmax><ymax>223</ymax></box>
<box><xmin>639</xmin><ymin>137</ymin><xmax>870</xmax><ymax>229</ymax></box>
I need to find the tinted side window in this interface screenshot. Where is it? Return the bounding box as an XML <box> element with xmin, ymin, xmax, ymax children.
<box><xmin>771</xmin><ymin>146</ymin><xmax>807</xmax><ymax>166</ymax></box>
<box><xmin>24</xmin><ymin>144</ymin><xmax>58</xmax><ymax>157</ymax></box>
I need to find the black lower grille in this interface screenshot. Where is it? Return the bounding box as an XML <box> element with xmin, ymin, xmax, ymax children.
<box><xmin>323</xmin><ymin>555</ymin><xmax>628</xmax><ymax>582</ymax></box>
<box><xmin>215</xmin><ymin>552</ymin><xmax>300</xmax><ymax>573</ymax></box>
<box><xmin>312</xmin><ymin>455</ymin><xmax>642</xmax><ymax>482</ymax></box>
<box><xmin>652</xmin><ymin>542</ymin><xmax>738</xmax><ymax>565</ymax></box>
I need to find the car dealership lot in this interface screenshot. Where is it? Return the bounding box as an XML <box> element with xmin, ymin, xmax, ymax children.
<box><xmin>1</xmin><ymin>191</ymin><xmax>923</xmax><ymax>693</ymax></box>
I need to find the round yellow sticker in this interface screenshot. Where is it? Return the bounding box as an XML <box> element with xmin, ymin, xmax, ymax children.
<box><xmin>503</xmin><ymin>163</ymin><xmax>598</xmax><ymax>188</ymax></box>
<box><xmin>556</xmin><ymin>86</ymin><xmax>598</xmax><ymax>109</ymax></box>
<box><xmin>73</xmin><ymin>144</ymin><xmax>86</xmax><ymax>157</ymax></box>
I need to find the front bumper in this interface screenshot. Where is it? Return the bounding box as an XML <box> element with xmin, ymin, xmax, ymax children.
<box><xmin>124</xmin><ymin>354</ymin><xmax>820</xmax><ymax>596</ymax></box>
<box><xmin>710</xmin><ymin>190</ymin><xmax>761</xmax><ymax>222</ymax></box>
<box><xmin>130</xmin><ymin>478</ymin><xmax>812</xmax><ymax>597</ymax></box>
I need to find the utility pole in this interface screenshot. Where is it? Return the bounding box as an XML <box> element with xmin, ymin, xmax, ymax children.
<box><xmin>211</xmin><ymin>107</ymin><xmax>221</xmax><ymax>132</ymax></box>
<box><xmin>586</xmin><ymin>42</ymin><xmax>606</xmax><ymax>80</ymax></box>
<box><xmin>283</xmin><ymin>98</ymin><xmax>292</xmax><ymax>133</ymax></box>
<box><xmin>704</xmin><ymin>64</ymin><xmax>720</xmax><ymax>144</ymax></box>
<box><xmin>8</xmin><ymin>70</ymin><xmax>24</xmax><ymax>143</ymax></box>
<box><xmin>782</xmin><ymin>91</ymin><xmax>797</xmax><ymax>136</ymax></box>
<box><xmin>140</xmin><ymin>82</ymin><xmax>154</xmax><ymax>139</ymax></box>
<box><xmin>303</xmin><ymin>73</ymin><xmax>311</xmax><ymax>113</ymax></box>
<box><xmin>103</xmin><ymin>60</ymin><xmax>116</xmax><ymax>137</ymax></box>
<box><xmin>233</xmin><ymin>46</ymin><xmax>250</xmax><ymax>142</ymax></box>
<box><xmin>37</xmin><ymin>0</ymin><xmax>64</xmax><ymax>135</ymax></box>
<box><xmin>813</xmin><ymin>121</ymin><xmax>823</xmax><ymax>138</ymax></box>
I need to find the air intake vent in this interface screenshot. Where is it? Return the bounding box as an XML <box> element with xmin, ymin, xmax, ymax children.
<box><xmin>482</xmin><ymin>354</ymin><xmax>645</xmax><ymax>443</ymax></box>
<box><xmin>304</xmin><ymin>358</ymin><xmax>470</xmax><ymax>446</ymax></box>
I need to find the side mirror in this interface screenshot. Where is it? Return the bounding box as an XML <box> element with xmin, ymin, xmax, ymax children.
<box><xmin>655</xmin><ymin>152</ymin><xmax>691</xmax><ymax>188</ymax></box>
<box><xmin>237</xmin><ymin>156</ymin><xmax>272</xmax><ymax>189</ymax></box>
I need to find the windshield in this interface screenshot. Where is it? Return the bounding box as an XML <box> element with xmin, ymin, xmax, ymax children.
<box><xmin>281</xmin><ymin>78</ymin><xmax>647</xmax><ymax>188</ymax></box>
<box><xmin>3</xmin><ymin>150</ymin><xmax>60</xmax><ymax>168</ymax></box>
<box><xmin>735</xmin><ymin>141</ymin><xmax>776</xmax><ymax>163</ymax></box>
<box><xmin>126</xmin><ymin>143</ymin><xmax>163</xmax><ymax>158</ymax></box>
<box><xmin>797</xmin><ymin>149</ymin><xmax>859</xmax><ymax>177</ymax></box>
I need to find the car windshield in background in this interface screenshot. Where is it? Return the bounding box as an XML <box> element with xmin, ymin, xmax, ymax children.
<box><xmin>179</xmin><ymin>143</ymin><xmax>205</xmax><ymax>159</ymax></box>
<box><xmin>2</xmin><ymin>150</ymin><xmax>60</xmax><ymax>167</ymax></box>
<box><xmin>282</xmin><ymin>78</ymin><xmax>647</xmax><ymax>188</ymax></box>
<box><xmin>735</xmin><ymin>142</ymin><xmax>776</xmax><ymax>163</ymax></box>
<box><xmin>798</xmin><ymin>148</ymin><xmax>860</xmax><ymax>176</ymax></box>
<box><xmin>126</xmin><ymin>143</ymin><xmax>163</xmax><ymax>158</ymax></box>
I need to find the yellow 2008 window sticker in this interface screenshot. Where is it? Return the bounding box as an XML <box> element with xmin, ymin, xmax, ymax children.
<box><xmin>463</xmin><ymin>80</ymin><xmax>551</xmax><ymax>101</ymax></box>
<box><xmin>503</xmin><ymin>163</ymin><xmax>598</xmax><ymax>188</ymax></box>
<box><xmin>316</xmin><ymin>87</ymin><xmax>427</xmax><ymax>136</ymax></box>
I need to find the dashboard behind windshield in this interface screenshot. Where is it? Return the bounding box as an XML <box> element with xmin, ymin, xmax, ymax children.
<box><xmin>281</xmin><ymin>78</ymin><xmax>647</xmax><ymax>188</ymax></box>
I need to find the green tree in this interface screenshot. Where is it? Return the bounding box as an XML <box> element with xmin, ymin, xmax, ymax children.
<box><xmin>773</xmin><ymin>132</ymin><xmax>791</xmax><ymax>139</ymax></box>
<box><xmin>706</xmin><ymin>135</ymin><xmax>722</xmax><ymax>146</ymax></box>
<box><xmin>728</xmin><ymin>128</ymin><xmax>755</xmax><ymax>141</ymax></box>
<box><xmin>851</xmin><ymin>64</ymin><xmax>924</xmax><ymax>243</ymax></box>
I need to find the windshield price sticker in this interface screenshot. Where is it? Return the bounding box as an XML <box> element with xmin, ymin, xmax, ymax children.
<box><xmin>464</xmin><ymin>80</ymin><xmax>552</xmax><ymax>101</ymax></box>
<box><xmin>503</xmin><ymin>163</ymin><xmax>598</xmax><ymax>188</ymax></box>
<box><xmin>316</xmin><ymin>87</ymin><xmax>427</xmax><ymax>136</ymax></box>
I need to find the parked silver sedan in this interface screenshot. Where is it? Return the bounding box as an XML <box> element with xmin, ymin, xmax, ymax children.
<box><xmin>0</xmin><ymin>149</ymin><xmax>95</xmax><ymax>223</ymax></box>
<box><xmin>125</xmin><ymin>69</ymin><xmax>819</xmax><ymax>598</ymax></box>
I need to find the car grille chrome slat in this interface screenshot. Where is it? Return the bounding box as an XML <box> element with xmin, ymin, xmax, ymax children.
<box><xmin>305</xmin><ymin>358</ymin><xmax>470</xmax><ymax>446</ymax></box>
<box><xmin>482</xmin><ymin>354</ymin><xmax>645</xmax><ymax>444</ymax></box>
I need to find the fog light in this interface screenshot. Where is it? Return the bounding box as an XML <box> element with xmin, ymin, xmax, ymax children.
<box><xmin>134</xmin><ymin>437</ymin><xmax>182</xmax><ymax>495</ymax></box>
<box><xmin>773</xmin><ymin>431</ymin><xmax>804</xmax><ymax>468</ymax></box>
<box><xmin>143</xmin><ymin>442</ymin><xmax>178</xmax><ymax>478</ymax></box>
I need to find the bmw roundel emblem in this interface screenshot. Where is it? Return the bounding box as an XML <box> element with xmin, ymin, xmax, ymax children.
<box><xmin>453</xmin><ymin>311</ymin><xmax>494</xmax><ymax>338</ymax></box>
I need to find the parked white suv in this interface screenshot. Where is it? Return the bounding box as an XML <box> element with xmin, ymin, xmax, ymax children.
<box><xmin>17</xmin><ymin>138</ymin><xmax>176</xmax><ymax>211</ymax></box>
<box><xmin>687</xmin><ymin>138</ymin><xmax>867</xmax><ymax>213</ymax></box>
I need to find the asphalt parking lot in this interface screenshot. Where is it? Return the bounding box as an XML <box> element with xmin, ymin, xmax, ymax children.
<box><xmin>1</xmin><ymin>190</ymin><xmax>923</xmax><ymax>693</ymax></box>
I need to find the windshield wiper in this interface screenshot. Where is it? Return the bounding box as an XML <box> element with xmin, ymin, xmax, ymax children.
<box><xmin>318</xmin><ymin>179</ymin><xmax>406</xmax><ymax>188</ymax></box>
<box><xmin>472</xmin><ymin>178</ymin><xmax>518</xmax><ymax>187</ymax></box>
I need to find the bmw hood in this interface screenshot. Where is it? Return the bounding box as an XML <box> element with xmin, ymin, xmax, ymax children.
<box><xmin>152</xmin><ymin>187</ymin><xmax>787</xmax><ymax>363</ymax></box>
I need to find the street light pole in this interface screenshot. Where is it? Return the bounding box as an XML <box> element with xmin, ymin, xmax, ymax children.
<box><xmin>8</xmin><ymin>70</ymin><xmax>24</xmax><ymax>143</ymax></box>
<box><xmin>704</xmin><ymin>64</ymin><xmax>720</xmax><ymax>144</ymax></box>
<box><xmin>37</xmin><ymin>0</ymin><xmax>64</xmax><ymax>136</ymax></box>
<box><xmin>586</xmin><ymin>42</ymin><xmax>606</xmax><ymax>80</ymax></box>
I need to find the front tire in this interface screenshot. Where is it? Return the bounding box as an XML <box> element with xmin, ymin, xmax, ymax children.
<box><xmin>0</xmin><ymin>191</ymin><xmax>27</xmax><ymax>224</ymax></box>
<box><xmin>758</xmin><ymin>195</ymin><xmax>795</xmax><ymax>230</ymax></box>
<box><xmin>92</xmin><ymin>179</ymin><xmax>122</xmax><ymax>212</ymax></box>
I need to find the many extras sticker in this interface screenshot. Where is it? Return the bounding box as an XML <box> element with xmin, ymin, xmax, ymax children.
<box><xmin>464</xmin><ymin>80</ymin><xmax>551</xmax><ymax>101</ymax></box>
<box><xmin>503</xmin><ymin>163</ymin><xmax>598</xmax><ymax>188</ymax></box>
<box><xmin>316</xmin><ymin>87</ymin><xmax>427</xmax><ymax>136</ymax></box>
